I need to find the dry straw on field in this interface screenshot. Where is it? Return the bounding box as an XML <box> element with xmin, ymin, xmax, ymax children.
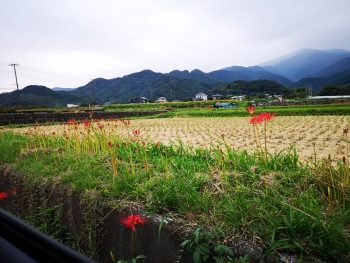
<box><xmin>10</xmin><ymin>115</ymin><xmax>350</xmax><ymax>162</ymax></box>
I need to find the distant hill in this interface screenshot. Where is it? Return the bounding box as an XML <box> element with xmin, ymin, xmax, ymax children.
<box><xmin>72</xmin><ymin>70</ymin><xmax>215</xmax><ymax>103</ymax></box>
<box><xmin>293</xmin><ymin>69</ymin><xmax>350</xmax><ymax>92</ymax></box>
<box><xmin>261</xmin><ymin>49</ymin><xmax>350</xmax><ymax>81</ymax></box>
<box><xmin>217</xmin><ymin>66</ymin><xmax>292</xmax><ymax>86</ymax></box>
<box><xmin>167</xmin><ymin>67</ymin><xmax>292</xmax><ymax>86</ymax></box>
<box><xmin>210</xmin><ymin>80</ymin><xmax>287</xmax><ymax>96</ymax></box>
<box><xmin>72</xmin><ymin>70</ymin><xmax>291</xmax><ymax>103</ymax></box>
<box><xmin>167</xmin><ymin>69</ymin><xmax>218</xmax><ymax>84</ymax></box>
<box><xmin>0</xmin><ymin>85</ymin><xmax>85</xmax><ymax>107</ymax></box>
<box><xmin>318</xmin><ymin>83</ymin><xmax>350</xmax><ymax>96</ymax></box>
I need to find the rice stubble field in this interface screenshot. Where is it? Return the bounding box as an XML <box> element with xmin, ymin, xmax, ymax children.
<box><xmin>9</xmin><ymin>115</ymin><xmax>350</xmax><ymax>162</ymax></box>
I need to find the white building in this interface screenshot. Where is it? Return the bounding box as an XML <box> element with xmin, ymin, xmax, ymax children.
<box><xmin>230</xmin><ymin>95</ymin><xmax>246</xmax><ymax>101</ymax></box>
<box><xmin>194</xmin><ymin>92</ymin><xmax>208</xmax><ymax>101</ymax></box>
<box><xmin>307</xmin><ymin>95</ymin><xmax>350</xmax><ymax>99</ymax></box>
<box><xmin>67</xmin><ymin>104</ymin><xmax>79</xmax><ymax>108</ymax></box>
<box><xmin>155</xmin><ymin>97</ymin><xmax>167</xmax><ymax>103</ymax></box>
<box><xmin>276</xmin><ymin>95</ymin><xmax>283</xmax><ymax>102</ymax></box>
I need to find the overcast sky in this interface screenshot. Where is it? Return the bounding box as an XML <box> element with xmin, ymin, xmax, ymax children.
<box><xmin>1</xmin><ymin>0</ymin><xmax>350</xmax><ymax>92</ymax></box>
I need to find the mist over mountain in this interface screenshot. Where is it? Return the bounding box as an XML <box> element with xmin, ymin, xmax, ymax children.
<box><xmin>293</xmin><ymin>70</ymin><xmax>350</xmax><ymax>92</ymax></box>
<box><xmin>260</xmin><ymin>49</ymin><xmax>350</xmax><ymax>81</ymax></box>
<box><xmin>52</xmin><ymin>87</ymin><xmax>77</xmax><ymax>92</ymax></box>
<box><xmin>313</xmin><ymin>57</ymin><xmax>350</xmax><ymax>77</ymax></box>
<box><xmin>218</xmin><ymin>66</ymin><xmax>292</xmax><ymax>86</ymax></box>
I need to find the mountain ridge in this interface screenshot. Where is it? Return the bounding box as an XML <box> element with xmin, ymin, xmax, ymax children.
<box><xmin>1</xmin><ymin>48</ymin><xmax>350</xmax><ymax>106</ymax></box>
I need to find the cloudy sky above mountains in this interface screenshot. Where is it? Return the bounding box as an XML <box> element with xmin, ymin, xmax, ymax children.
<box><xmin>0</xmin><ymin>0</ymin><xmax>349</xmax><ymax>92</ymax></box>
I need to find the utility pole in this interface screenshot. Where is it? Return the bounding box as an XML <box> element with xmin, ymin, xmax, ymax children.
<box><xmin>9</xmin><ymin>63</ymin><xmax>20</xmax><ymax>106</ymax></box>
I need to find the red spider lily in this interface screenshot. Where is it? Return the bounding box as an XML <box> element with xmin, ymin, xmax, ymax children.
<box><xmin>246</xmin><ymin>105</ymin><xmax>256</xmax><ymax>114</ymax></box>
<box><xmin>249</xmin><ymin>115</ymin><xmax>263</xmax><ymax>124</ymax></box>
<box><xmin>259</xmin><ymin>112</ymin><xmax>274</xmax><ymax>122</ymax></box>
<box><xmin>0</xmin><ymin>192</ymin><xmax>8</xmax><ymax>200</ymax></box>
<box><xmin>67</xmin><ymin>119</ymin><xmax>78</xmax><ymax>125</ymax></box>
<box><xmin>249</xmin><ymin>112</ymin><xmax>275</xmax><ymax>124</ymax></box>
<box><xmin>121</xmin><ymin>214</ymin><xmax>145</xmax><ymax>232</ymax></box>
<box><xmin>133</xmin><ymin>130</ymin><xmax>141</xmax><ymax>136</ymax></box>
<box><xmin>83</xmin><ymin>119</ymin><xmax>91</xmax><ymax>128</ymax></box>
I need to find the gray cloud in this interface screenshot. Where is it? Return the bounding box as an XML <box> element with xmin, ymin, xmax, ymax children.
<box><xmin>1</xmin><ymin>0</ymin><xmax>349</xmax><ymax>92</ymax></box>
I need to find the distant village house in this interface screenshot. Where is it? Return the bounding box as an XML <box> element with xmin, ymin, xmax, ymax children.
<box><xmin>67</xmin><ymin>104</ymin><xmax>79</xmax><ymax>108</ymax></box>
<box><xmin>155</xmin><ymin>97</ymin><xmax>167</xmax><ymax>103</ymax></box>
<box><xmin>274</xmin><ymin>95</ymin><xmax>283</xmax><ymax>102</ymax></box>
<box><xmin>230</xmin><ymin>95</ymin><xmax>246</xmax><ymax>101</ymax></box>
<box><xmin>194</xmin><ymin>92</ymin><xmax>208</xmax><ymax>101</ymax></box>
<box><xmin>130</xmin><ymin>97</ymin><xmax>149</xmax><ymax>103</ymax></box>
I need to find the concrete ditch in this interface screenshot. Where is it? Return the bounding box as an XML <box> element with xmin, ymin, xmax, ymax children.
<box><xmin>0</xmin><ymin>165</ymin><xmax>296</xmax><ymax>263</ymax></box>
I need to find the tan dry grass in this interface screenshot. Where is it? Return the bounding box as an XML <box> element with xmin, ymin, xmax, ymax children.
<box><xmin>7</xmin><ymin>115</ymin><xmax>350</xmax><ymax>162</ymax></box>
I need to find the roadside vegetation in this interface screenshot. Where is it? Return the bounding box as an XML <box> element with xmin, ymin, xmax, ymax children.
<box><xmin>1</xmin><ymin>108</ymin><xmax>349</xmax><ymax>262</ymax></box>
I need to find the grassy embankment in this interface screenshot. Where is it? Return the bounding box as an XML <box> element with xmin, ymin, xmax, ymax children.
<box><xmin>0</xmin><ymin>116</ymin><xmax>349</xmax><ymax>262</ymax></box>
<box><xmin>105</xmin><ymin>102</ymin><xmax>350</xmax><ymax>118</ymax></box>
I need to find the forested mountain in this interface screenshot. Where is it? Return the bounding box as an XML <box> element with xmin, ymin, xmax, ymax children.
<box><xmin>72</xmin><ymin>70</ymin><xmax>215</xmax><ymax>103</ymax></box>
<box><xmin>318</xmin><ymin>84</ymin><xmax>350</xmax><ymax>96</ymax></box>
<box><xmin>210</xmin><ymin>80</ymin><xmax>287</xmax><ymax>96</ymax></box>
<box><xmin>293</xmin><ymin>70</ymin><xmax>350</xmax><ymax>92</ymax></box>
<box><xmin>0</xmin><ymin>85</ymin><xmax>85</xmax><ymax>107</ymax></box>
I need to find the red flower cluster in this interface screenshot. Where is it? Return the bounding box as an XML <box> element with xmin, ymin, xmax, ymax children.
<box><xmin>0</xmin><ymin>192</ymin><xmax>8</xmax><ymax>200</ymax></box>
<box><xmin>133</xmin><ymin>130</ymin><xmax>141</xmax><ymax>136</ymax></box>
<box><xmin>67</xmin><ymin>119</ymin><xmax>78</xmax><ymax>125</ymax></box>
<box><xmin>249</xmin><ymin>112</ymin><xmax>275</xmax><ymax>124</ymax></box>
<box><xmin>83</xmin><ymin>119</ymin><xmax>91</xmax><ymax>128</ymax></box>
<box><xmin>246</xmin><ymin>105</ymin><xmax>256</xmax><ymax>114</ymax></box>
<box><xmin>0</xmin><ymin>188</ymin><xmax>16</xmax><ymax>200</ymax></box>
<box><xmin>121</xmin><ymin>214</ymin><xmax>145</xmax><ymax>232</ymax></box>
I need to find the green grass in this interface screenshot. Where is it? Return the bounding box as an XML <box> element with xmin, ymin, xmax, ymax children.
<box><xmin>0</xmin><ymin>130</ymin><xmax>349</xmax><ymax>262</ymax></box>
<box><xmin>105</xmin><ymin>102</ymin><xmax>350</xmax><ymax>118</ymax></box>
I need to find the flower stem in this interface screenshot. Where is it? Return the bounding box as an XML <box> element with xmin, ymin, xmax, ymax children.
<box><xmin>264</xmin><ymin>120</ymin><xmax>267</xmax><ymax>160</ymax></box>
<box><xmin>131</xmin><ymin>231</ymin><xmax>135</xmax><ymax>258</ymax></box>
